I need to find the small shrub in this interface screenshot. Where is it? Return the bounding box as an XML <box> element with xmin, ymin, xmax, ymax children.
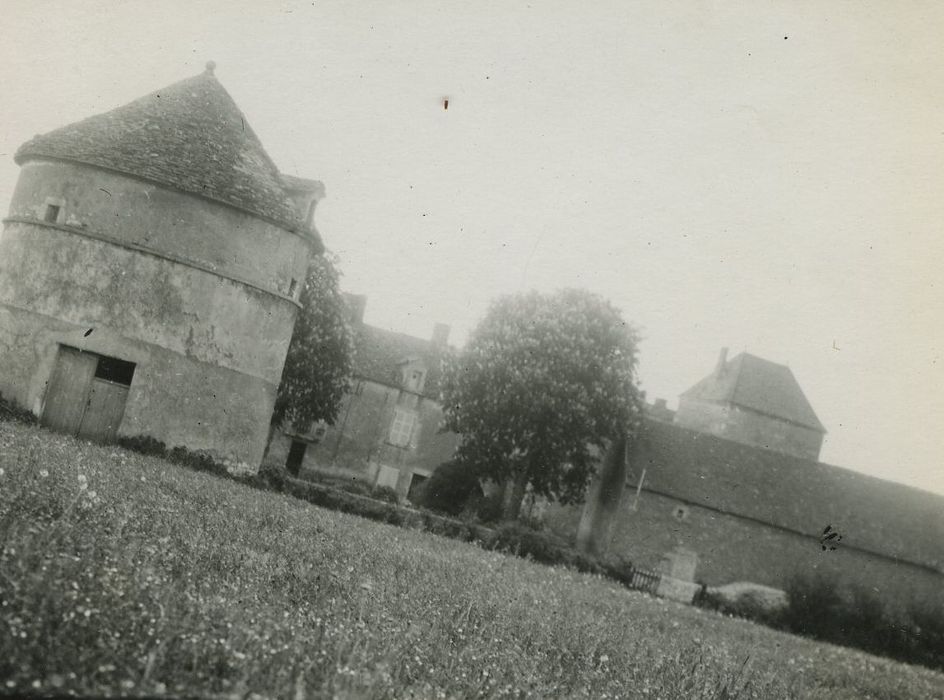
<box><xmin>116</xmin><ymin>434</ymin><xmax>168</xmax><ymax>457</ymax></box>
<box><xmin>412</xmin><ymin>460</ymin><xmax>479</xmax><ymax>516</ymax></box>
<box><xmin>255</xmin><ymin>460</ymin><xmax>288</xmax><ymax>492</ymax></box>
<box><xmin>782</xmin><ymin>572</ymin><xmax>845</xmax><ymax>640</ymax></box>
<box><xmin>117</xmin><ymin>434</ymin><xmax>229</xmax><ymax>479</ymax></box>
<box><xmin>371</xmin><ymin>485</ymin><xmax>400</xmax><ymax>504</ymax></box>
<box><xmin>489</xmin><ymin>522</ymin><xmax>607</xmax><ymax>576</ymax></box>
<box><xmin>696</xmin><ymin>588</ymin><xmax>786</xmax><ymax>628</ymax></box>
<box><xmin>464</xmin><ymin>488</ymin><xmax>504</xmax><ymax>525</ymax></box>
<box><xmin>598</xmin><ymin>556</ymin><xmax>648</xmax><ymax>589</ymax></box>
<box><xmin>334</xmin><ymin>477</ymin><xmax>373</xmax><ymax>497</ymax></box>
<box><xmin>775</xmin><ymin>573</ymin><xmax>944</xmax><ymax>672</ymax></box>
<box><xmin>905</xmin><ymin>600</ymin><xmax>944</xmax><ymax>670</ymax></box>
<box><xmin>0</xmin><ymin>393</ymin><xmax>37</xmax><ymax>424</ymax></box>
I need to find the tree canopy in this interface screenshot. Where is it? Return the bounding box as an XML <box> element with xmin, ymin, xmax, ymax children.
<box><xmin>271</xmin><ymin>252</ymin><xmax>355</xmax><ymax>435</ymax></box>
<box><xmin>440</xmin><ymin>289</ymin><xmax>644</xmax><ymax>519</ymax></box>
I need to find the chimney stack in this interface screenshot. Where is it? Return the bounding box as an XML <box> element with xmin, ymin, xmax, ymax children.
<box><xmin>715</xmin><ymin>347</ymin><xmax>729</xmax><ymax>377</ymax></box>
<box><xmin>431</xmin><ymin>322</ymin><xmax>450</xmax><ymax>347</ymax></box>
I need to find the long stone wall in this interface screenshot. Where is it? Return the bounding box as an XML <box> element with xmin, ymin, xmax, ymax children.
<box><xmin>545</xmin><ymin>488</ymin><xmax>944</xmax><ymax>616</ymax></box>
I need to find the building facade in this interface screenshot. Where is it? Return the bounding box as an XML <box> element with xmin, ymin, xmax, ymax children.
<box><xmin>0</xmin><ymin>64</ymin><xmax>323</xmax><ymax>472</ymax></box>
<box><xmin>673</xmin><ymin>348</ymin><xmax>826</xmax><ymax>460</ymax></box>
<box><xmin>547</xmin><ymin>350</ymin><xmax>944</xmax><ymax>611</ymax></box>
<box><xmin>266</xmin><ymin>294</ymin><xmax>459</xmax><ymax>499</ymax></box>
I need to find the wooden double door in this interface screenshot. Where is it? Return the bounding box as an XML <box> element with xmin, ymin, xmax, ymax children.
<box><xmin>41</xmin><ymin>346</ymin><xmax>136</xmax><ymax>443</ymax></box>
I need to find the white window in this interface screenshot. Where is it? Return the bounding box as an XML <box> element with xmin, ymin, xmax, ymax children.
<box><xmin>388</xmin><ymin>408</ymin><xmax>417</xmax><ymax>447</ymax></box>
<box><xmin>375</xmin><ymin>464</ymin><xmax>400</xmax><ymax>489</ymax></box>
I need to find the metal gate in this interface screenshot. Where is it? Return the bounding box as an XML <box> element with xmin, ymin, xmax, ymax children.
<box><xmin>41</xmin><ymin>346</ymin><xmax>135</xmax><ymax>443</ymax></box>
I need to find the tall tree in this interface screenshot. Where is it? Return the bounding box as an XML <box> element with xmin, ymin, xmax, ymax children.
<box><xmin>440</xmin><ymin>289</ymin><xmax>644</xmax><ymax>520</ymax></box>
<box><xmin>269</xmin><ymin>252</ymin><xmax>355</xmax><ymax>450</ymax></box>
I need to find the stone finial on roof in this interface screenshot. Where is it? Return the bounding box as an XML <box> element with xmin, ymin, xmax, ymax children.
<box><xmin>205</xmin><ymin>60</ymin><xmax>217</xmax><ymax>75</ymax></box>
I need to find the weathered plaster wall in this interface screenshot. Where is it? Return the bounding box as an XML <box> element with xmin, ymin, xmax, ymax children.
<box><xmin>0</xmin><ymin>225</ymin><xmax>295</xmax><ymax>382</ymax></box>
<box><xmin>674</xmin><ymin>398</ymin><xmax>824</xmax><ymax>461</ymax></box>
<box><xmin>0</xmin><ymin>160</ymin><xmax>307</xmax><ymax>471</ymax></box>
<box><xmin>267</xmin><ymin>379</ymin><xmax>459</xmax><ymax>496</ymax></box>
<box><xmin>0</xmin><ymin>304</ymin><xmax>275</xmax><ymax>468</ymax></box>
<box><xmin>545</xmin><ymin>490</ymin><xmax>944</xmax><ymax>614</ymax></box>
<box><xmin>8</xmin><ymin>160</ymin><xmax>311</xmax><ymax>298</ymax></box>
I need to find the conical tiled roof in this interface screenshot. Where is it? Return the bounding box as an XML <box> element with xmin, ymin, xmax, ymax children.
<box><xmin>681</xmin><ymin>352</ymin><xmax>826</xmax><ymax>432</ymax></box>
<box><xmin>15</xmin><ymin>66</ymin><xmax>303</xmax><ymax>232</ymax></box>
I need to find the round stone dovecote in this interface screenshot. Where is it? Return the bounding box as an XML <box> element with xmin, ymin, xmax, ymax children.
<box><xmin>0</xmin><ymin>68</ymin><xmax>324</xmax><ymax>472</ymax></box>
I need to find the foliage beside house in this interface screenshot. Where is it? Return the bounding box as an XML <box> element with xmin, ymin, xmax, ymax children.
<box><xmin>266</xmin><ymin>293</ymin><xmax>458</xmax><ymax>499</ymax></box>
<box><xmin>269</xmin><ymin>252</ymin><xmax>354</xmax><ymax>449</ymax></box>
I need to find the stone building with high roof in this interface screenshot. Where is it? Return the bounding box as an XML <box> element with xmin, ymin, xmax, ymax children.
<box><xmin>673</xmin><ymin>348</ymin><xmax>827</xmax><ymax>460</ymax></box>
<box><xmin>0</xmin><ymin>63</ymin><xmax>323</xmax><ymax>472</ymax></box>
<box><xmin>549</xmin><ymin>349</ymin><xmax>944</xmax><ymax>610</ymax></box>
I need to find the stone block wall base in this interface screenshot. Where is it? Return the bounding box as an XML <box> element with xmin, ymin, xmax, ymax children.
<box><xmin>656</xmin><ymin>576</ymin><xmax>701</xmax><ymax>604</ymax></box>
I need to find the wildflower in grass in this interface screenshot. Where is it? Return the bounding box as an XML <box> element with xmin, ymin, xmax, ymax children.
<box><xmin>39</xmin><ymin>469</ymin><xmax>49</xmax><ymax>478</ymax></box>
<box><xmin>77</xmin><ymin>474</ymin><xmax>88</xmax><ymax>491</ymax></box>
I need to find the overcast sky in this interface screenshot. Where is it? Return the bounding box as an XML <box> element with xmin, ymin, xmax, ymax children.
<box><xmin>2</xmin><ymin>0</ymin><xmax>942</xmax><ymax>494</ymax></box>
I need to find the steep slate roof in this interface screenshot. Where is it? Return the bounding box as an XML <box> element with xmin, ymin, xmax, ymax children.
<box><xmin>629</xmin><ymin>419</ymin><xmax>944</xmax><ymax>573</ymax></box>
<box><xmin>352</xmin><ymin>324</ymin><xmax>446</xmax><ymax>400</ymax></box>
<box><xmin>15</xmin><ymin>65</ymin><xmax>305</xmax><ymax>233</ymax></box>
<box><xmin>681</xmin><ymin>352</ymin><xmax>825</xmax><ymax>432</ymax></box>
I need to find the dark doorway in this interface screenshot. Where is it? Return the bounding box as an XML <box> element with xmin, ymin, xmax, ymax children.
<box><xmin>42</xmin><ymin>346</ymin><xmax>135</xmax><ymax>443</ymax></box>
<box><xmin>285</xmin><ymin>440</ymin><xmax>307</xmax><ymax>476</ymax></box>
<box><xmin>407</xmin><ymin>473</ymin><xmax>428</xmax><ymax>501</ymax></box>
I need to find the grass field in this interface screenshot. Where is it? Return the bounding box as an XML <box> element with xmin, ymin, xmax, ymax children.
<box><xmin>1</xmin><ymin>420</ymin><xmax>942</xmax><ymax>699</ymax></box>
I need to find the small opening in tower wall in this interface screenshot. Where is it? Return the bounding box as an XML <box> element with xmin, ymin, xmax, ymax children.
<box><xmin>94</xmin><ymin>356</ymin><xmax>136</xmax><ymax>386</ymax></box>
<box><xmin>44</xmin><ymin>204</ymin><xmax>61</xmax><ymax>223</ymax></box>
<box><xmin>672</xmin><ymin>505</ymin><xmax>690</xmax><ymax>522</ymax></box>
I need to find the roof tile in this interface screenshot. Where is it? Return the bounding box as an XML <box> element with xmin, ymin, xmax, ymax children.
<box><xmin>15</xmin><ymin>69</ymin><xmax>305</xmax><ymax>233</ymax></box>
<box><xmin>352</xmin><ymin>324</ymin><xmax>446</xmax><ymax>399</ymax></box>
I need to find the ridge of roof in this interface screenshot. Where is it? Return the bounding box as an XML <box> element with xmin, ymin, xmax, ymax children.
<box><xmin>352</xmin><ymin>322</ymin><xmax>446</xmax><ymax>399</ymax></box>
<box><xmin>15</xmin><ymin>67</ymin><xmax>305</xmax><ymax>234</ymax></box>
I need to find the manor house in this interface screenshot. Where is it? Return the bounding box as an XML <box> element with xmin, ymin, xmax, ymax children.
<box><xmin>266</xmin><ymin>293</ymin><xmax>459</xmax><ymax>498</ymax></box>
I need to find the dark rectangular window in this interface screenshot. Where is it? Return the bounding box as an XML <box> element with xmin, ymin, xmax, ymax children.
<box><xmin>44</xmin><ymin>204</ymin><xmax>61</xmax><ymax>223</ymax></box>
<box><xmin>94</xmin><ymin>356</ymin><xmax>136</xmax><ymax>386</ymax></box>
